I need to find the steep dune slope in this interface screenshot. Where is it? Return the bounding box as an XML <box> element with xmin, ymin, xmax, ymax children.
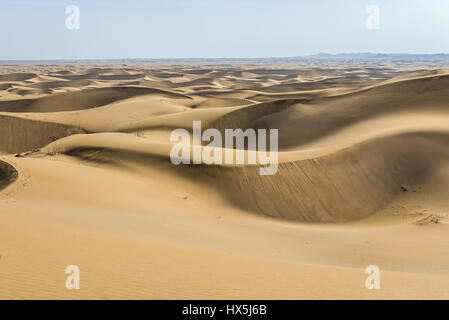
<box><xmin>0</xmin><ymin>115</ymin><xmax>85</xmax><ymax>154</ymax></box>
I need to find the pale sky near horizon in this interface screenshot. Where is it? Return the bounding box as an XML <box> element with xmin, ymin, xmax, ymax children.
<box><xmin>1</xmin><ymin>0</ymin><xmax>449</xmax><ymax>60</ymax></box>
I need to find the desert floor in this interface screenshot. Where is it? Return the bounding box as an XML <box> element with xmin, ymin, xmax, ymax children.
<box><xmin>1</xmin><ymin>60</ymin><xmax>449</xmax><ymax>299</ymax></box>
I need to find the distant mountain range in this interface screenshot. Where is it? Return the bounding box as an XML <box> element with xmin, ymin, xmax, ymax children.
<box><xmin>128</xmin><ymin>53</ymin><xmax>449</xmax><ymax>62</ymax></box>
<box><xmin>2</xmin><ymin>53</ymin><xmax>449</xmax><ymax>63</ymax></box>
<box><xmin>111</xmin><ymin>53</ymin><xmax>449</xmax><ymax>62</ymax></box>
<box><xmin>303</xmin><ymin>53</ymin><xmax>449</xmax><ymax>60</ymax></box>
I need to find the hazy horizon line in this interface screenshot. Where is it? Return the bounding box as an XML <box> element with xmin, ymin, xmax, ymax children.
<box><xmin>1</xmin><ymin>52</ymin><xmax>449</xmax><ymax>63</ymax></box>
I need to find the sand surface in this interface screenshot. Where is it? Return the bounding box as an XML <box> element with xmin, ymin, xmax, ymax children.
<box><xmin>1</xmin><ymin>61</ymin><xmax>449</xmax><ymax>299</ymax></box>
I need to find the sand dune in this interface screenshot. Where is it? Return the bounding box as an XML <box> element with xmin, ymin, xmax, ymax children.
<box><xmin>27</xmin><ymin>79</ymin><xmax>93</xmax><ymax>90</ymax></box>
<box><xmin>0</xmin><ymin>72</ymin><xmax>37</xmax><ymax>82</ymax></box>
<box><xmin>0</xmin><ymin>114</ymin><xmax>85</xmax><ymax>153</ymax></box>
<box><xmin>238</xmin><ymin>74</ymin><xmax>449</xmax><ymax>148</ymax></box>
<box><xmin>1</xmin><ymin>61</ymin><xmax>449</xmax><ymax>299</ymax></box>
<box><xmin>0</xmin><ymin>160</ymin><xmax>18</xmax><ymax>191</ymax></box>
<box><xmin>0</xmin><ymin>86</ymin><xmax>189</xmax><ymax>113</ymax></box>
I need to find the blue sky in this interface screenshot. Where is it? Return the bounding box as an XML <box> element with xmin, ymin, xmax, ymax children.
<box><xmin>1</xmin><ymin>0</ymin><xmax>449</xmax><ymax>60</ymax></box>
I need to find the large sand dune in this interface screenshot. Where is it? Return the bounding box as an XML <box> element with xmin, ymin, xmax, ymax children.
<box><xmin>1</xmin><ymin>61</ymin><xmax>449</xmax><ymax>299</ymax></box>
